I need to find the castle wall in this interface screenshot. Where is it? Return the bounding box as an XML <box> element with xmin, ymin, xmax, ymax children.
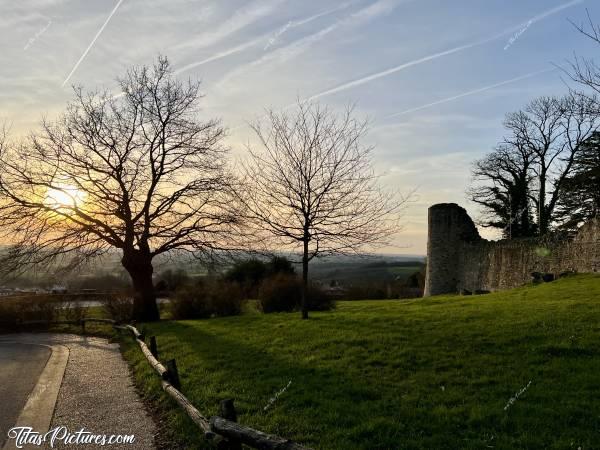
<box><xmin>424</xmin><ymin>203</ymin><xmax>600</xmax><ymax>296</ymax></box>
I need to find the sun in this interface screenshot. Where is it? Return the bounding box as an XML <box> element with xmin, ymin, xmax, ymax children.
<box><xmin>44</xmin><ymin>183</ymin><xmax>86</xmax><ymax>210</ymax></box>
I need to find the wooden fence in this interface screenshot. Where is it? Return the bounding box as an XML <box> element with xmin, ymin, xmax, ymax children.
<box><xmin>19</xmin><ymin>318</ymin><xmax>312</xmax><ymax>450</ymax></box>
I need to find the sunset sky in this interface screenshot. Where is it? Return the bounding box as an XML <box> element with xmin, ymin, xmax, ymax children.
<box><xmin>1</xmin><ymin>0</ymin><xmax>598</xmax><ymax>255</ymax></box>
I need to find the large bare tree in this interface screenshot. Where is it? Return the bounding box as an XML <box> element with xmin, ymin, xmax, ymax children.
<box><xmin>0</xmin><ymin>57</ymin><xmax>240</xmax><ymax>321</ymax></box>
<box><xmin>503</xmin><ymin>93</ymin><xmax>600</xmax><ymax>234</ymax></box>
<box><xmin>239</xmin><ymin>102</ymin><xmax>406</xmax><ymax>319</ymax></box>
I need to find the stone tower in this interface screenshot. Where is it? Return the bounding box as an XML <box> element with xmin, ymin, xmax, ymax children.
<box><xmin>424</xmin><ymin>203</ymin><xmax>481</xmax><ymax>296</ymax></box>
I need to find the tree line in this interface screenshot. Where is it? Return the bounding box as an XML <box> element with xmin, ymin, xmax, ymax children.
<box><xmin>469</xmin><ymin>15</ymin><xmax>600</xmax><ymax>238</ymax></box>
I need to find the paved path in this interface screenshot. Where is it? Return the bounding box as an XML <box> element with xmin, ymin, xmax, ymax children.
<box><xmin>0</xmin><ymin>334</ymin><xmax>156</xmax><ymax>450</ymax></box>
<box><xmin>0</xmin><ymin>343</ymin><xmax>50</xmax><ymax>447</ymax></box>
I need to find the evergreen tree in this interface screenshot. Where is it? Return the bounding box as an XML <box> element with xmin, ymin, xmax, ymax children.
<box><xmin>556</xmin><ymin>131</ymin><xmax>600</xmax><ymax>230</ymax></box>
<box><xmin>469</xmin><ymin>144</ymin><xmax>537</xmax><ymax>238</ymax></box>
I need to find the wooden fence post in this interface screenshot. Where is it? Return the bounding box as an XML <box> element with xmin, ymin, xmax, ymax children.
<box><xmin>149</xmin><ymin>336</ymin><xmax>158</xmax><ymax>358</ymax></box>
<box><xmin>220</xmin><ymin>399</ymin><xmax>237</xmax><ymax>422</ymax></box>
<box><xmin>218</xmin><ymin>399</ymin><xmax>241</xmax><ymax>450</ymax></box>
<box><xmin>166</xmin><ymin>359</ymin><xmax>181</xmax><ymax>390</ymax></box>
<box><xmin>81</xmin><ymin>319</ymin><xmax>86</xmax><ymax>333</ymax></box>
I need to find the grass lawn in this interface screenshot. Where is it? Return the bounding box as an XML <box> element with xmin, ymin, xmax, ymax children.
<box><xmin>121</xmin><ymin>274</ymin><xmax>600</xmax><ymax>449</ymax></box>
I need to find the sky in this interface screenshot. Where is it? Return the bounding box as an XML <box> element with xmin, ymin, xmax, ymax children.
<box><xmin>1</xmin><ymin>0</ymin><xmax>598</xmax><ymax>255</ymax></box>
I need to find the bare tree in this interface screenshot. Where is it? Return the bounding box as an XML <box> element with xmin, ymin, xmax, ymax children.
<box><xmin>568</xmin><ymin>10</ymin><xmax>600</xmax><ymax>96</ymax></box>
<box><xmin>0</xmin><ymin>57</ymin><xmax>240</xmax><ymax>321</ymax></box>
<box><xmin>503</xmin><ymin>93</ymin><xmax>600</xmax><ymax>234</ymax></box>
<box><xmin>239</xmin><ymin>102</ymin><xmax>406</xmax><ymax>319</ymax></box>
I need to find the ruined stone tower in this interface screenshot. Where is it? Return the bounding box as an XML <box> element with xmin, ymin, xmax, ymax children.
<box><xmin>424</xmin><ymin>203</ymin><xmax>481</xmax><ymax>297</ymax></box>
<box><xmin>424</xmin><ymin>203</ymin><xmax>599</xmax><ymax>297</ymax></box>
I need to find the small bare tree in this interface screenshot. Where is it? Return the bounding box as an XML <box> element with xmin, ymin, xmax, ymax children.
<box><xmin>568</xmin><ymin>10</ymin><xmax>600</xmax><ymax>95</ymax></box>
<box><xmin>0</xmin><ymin>57</ymin><xmax>240</xmax><ymax>321</ymax></box>
<box><xmin>240</xmin><ymin>102</ymin><xmax>406</xmax><ymax>319</ymax></box>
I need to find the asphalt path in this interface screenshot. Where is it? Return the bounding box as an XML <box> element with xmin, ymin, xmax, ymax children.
<box><xmin>0</xmin><ymin>343</ymin><xmax>50</xmax><ymax>446</ymax></box>
<box><xmin>0</xmin><ymin>334</ymin><xmax>156</xmax><ymax>450</ymax></box>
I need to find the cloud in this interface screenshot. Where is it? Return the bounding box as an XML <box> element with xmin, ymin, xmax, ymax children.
<box><xmin>291</xmin><ymin>1</ymin><xmax>361</xmax><ymax>27</ymax></box>
<box><xmin>0</xmin><ymin>11</ymin><xmax>49</xmax><ymax>29</ymax></box>
<box><xmin>173</xmin><ymin>1</ymin><xmax>361</xmax><ymax>76</ymax></box>
<box><xmin>216</xmin><ymin>0</ymin><xmax>403</xmax><ymax>89</ymax></box>
<box><xmin>300</xmin><ymin>0</ymin><xmax>584</xmax><ymax>102</ymax></box>
<box><xmin>172</xmin><ymin>0</ymin><xmax>286</xmax><ymax>52</ymax></box>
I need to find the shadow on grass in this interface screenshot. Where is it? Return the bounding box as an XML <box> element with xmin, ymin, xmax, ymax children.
<box><xmin>145</xmin><ymin>319</ymin><xmax>413</xmax><ymax>448</ymax></box>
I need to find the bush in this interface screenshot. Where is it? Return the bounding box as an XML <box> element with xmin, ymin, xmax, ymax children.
<box><xmin>171</xmin><ymin>279</ymin><xmax>244</xmax><ymax>320</ymax></box>
<box><xmin>258</xmin><ymin>274</ymin><xmax>301</xmax><ymax>313</ymax></box>
<box><xmin>224</xmin><ymin>259</ymin><xmax>267</xmax><ymax>298</ymax></box>
<box><xmin>0</xmin><ymin>300</ymin><xmax>21</xmax><ymax>331</ymax></box>
<box><xmin>258</xmin><ymin>275</ymin><xmax>335</xmax><ymax>313</ymax></box>
<box><xmin>101</xmin><ymin>294</ymin><xmax>134</xmax><ymax>322</ymax></box>
<box><xmin>63</xmin><ymin>300</ymin><xmax>86</xmax><ymax>323</ymax></box>
<box><xmin>224</xmin><ymin>256</ymin><xmax>296</xmax><ymax>299</ymax></box>
<box><xmin>155</xmin><ymin>269</ymin><xmax>190</xmax><ymax>294</ymax></box>
<box><xmin>23</xmin><ymin>296</ymin><xmax>60</xmax><ymax>322</ymax></box>
<box><xmin>306</xmin><ymin>284</ymin><xmax>336</xmax><ymax>311</ymax></box>
<box><xmin>266</xmin><ymin>256</ymin><xmax>295</xmax><ymax>276</ymax></box>
<box><xmin>0</xmin><ymin>295</ymin><xmax>61</xmax><ymax>331</ymax></box>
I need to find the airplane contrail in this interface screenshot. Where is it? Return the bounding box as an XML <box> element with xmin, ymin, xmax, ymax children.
<box><xmin>173</xmin><ymin>1</ymin><xmax>358</xmax><ymax>76</ymax></box>
<box><xmin>529</xmin><ymin>0</ymin><xmax>583</xmax><ymax>23</ymax></box>
<box><xmin>174</xmin><ymin>38</ymin><xmax>262</xmax><ymax>75</ymax></box>
<box><xmin>62</xmin><ymin>0</ymin><xmax>125</xmax><ymax>87</ymax></box>
<box><xmin>384</xmin><ymin>67</ymin><xmax>558</xmax><ymax>118</ymax></box>
<box><xmin>301</xmin><ymin>0</ymin><xmax>584</xmax><ymax>103</ymax></box>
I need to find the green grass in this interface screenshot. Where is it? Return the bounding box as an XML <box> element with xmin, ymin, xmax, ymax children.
<box><xmin>122</xmin><ymin>274</ymin><xmax>600</xmax><ymax>449</ymax></box>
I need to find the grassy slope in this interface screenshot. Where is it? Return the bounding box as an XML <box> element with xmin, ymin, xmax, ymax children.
<box><xmin>122</xmin><ymin>274</ymin><xmax>600</xmax><ymax>449</ymax></box>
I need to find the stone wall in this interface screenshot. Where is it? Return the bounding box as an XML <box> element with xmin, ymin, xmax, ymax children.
<box><xmin>424</xmin><ymin>203</ymin><xmax>600</xmax><ymax>296</ymax></box>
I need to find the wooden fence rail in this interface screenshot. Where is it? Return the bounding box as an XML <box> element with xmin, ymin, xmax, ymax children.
<box><xmin>22</xmin><ymin>317</ymin><xmax>313</xmax><ymax>449</ymax></box>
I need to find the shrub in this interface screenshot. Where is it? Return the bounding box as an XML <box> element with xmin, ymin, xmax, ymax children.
<box><xmin>0</xmin><ymin>295</ymin><xmax>61</xmax><ymax>331</ymax></box>
<box><xmin>258</xmin><ymin>275</ymin><xmax>335</xmax><ymax>313</ymax></box>
<box><xmin>171</xmin><ymin>279</ymin><xmax>244</xmax><ymax>320</ymax></box>
<box><xmin>23</xmin><ymin>296</ymin><xmax>60</xmax><ymax>322</ymax></box>
<box><xmin>224</xmin><ymin>256</ymin><xmax>296</xmax><ymax>299</ymax></box>
<box><xmin>225</xmin><ymin>259</ymin><xmax>267</xmax><ymax>284</ymax></box>
<box><xmin>225</xmin><ymin>258</ymin><xmax>267</xmax><ymax>299</ymax></box>
<box><xmin>0</xmin><ymin>300</ymin><xmax>20</xmax><ymax>331</ymax></box>
<box><xmin>306</xmin><ymin>284</ymin><xmax>336</xmax><ymax>311</ymax></box>
<box><xmin>156</xmin><ymin>269</ymin><xmax>190</xmax><ymax>294</ymax></box>
<box><xmin>258</xmin><ymin>274</ymin><xmax>301</xmax><ymax>313</ymax></box>
<box><xmin>101</xmin><ymin>294</ymin><xmax>134</xmax><ymax>322</ymax></box>
<box><xmin>63</xmin><ymin>300</ymin><xmax>86</xmax><ymax>323</ymax></box>
<box><xmin>266</xmin><ymin>256</ymin><xmax>295</xmax><ymax>276</ymax></box>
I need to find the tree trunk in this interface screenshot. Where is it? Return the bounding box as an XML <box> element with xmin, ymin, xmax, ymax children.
<box><xmin>538</xmin><ymin>169</ymin><xmax>547</xmax><ymax>235</ymax></box>
<box><xmin>122</xmin><ymin>249</ymin><xmax>160</xmax><ymax>321</ymax></box>
<box><xmin>301</xmin><ymin>238</ymin><xmax>309</xmax><ymax>320</ymax></box>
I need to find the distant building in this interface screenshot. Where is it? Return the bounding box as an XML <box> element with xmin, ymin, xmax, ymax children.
<box><xmin>50</xmin><ymin>285</ymin><xmax>68</xmax><ymax>294</ymax></box>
